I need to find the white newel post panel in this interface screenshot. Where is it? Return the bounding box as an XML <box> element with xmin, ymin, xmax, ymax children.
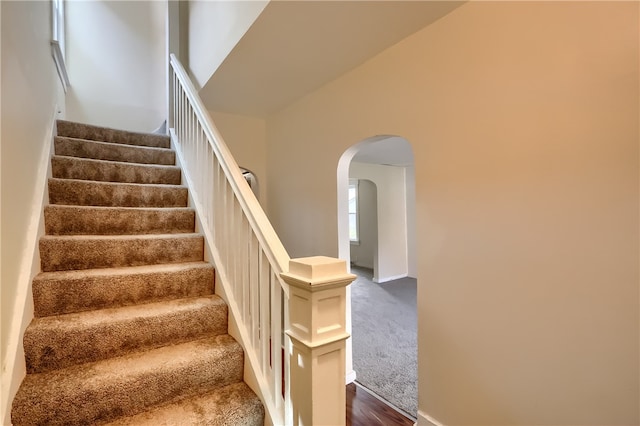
<box><xmin>280</xmin><ymin>256</ymin><xmax>356</xmax><ymax>426</ymax></box>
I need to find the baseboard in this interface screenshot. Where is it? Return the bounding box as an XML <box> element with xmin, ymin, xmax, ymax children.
<box><xmin>374</xmin><ymin>273</ymin><xmax>408</xmax><ymax>284</ymax></box>
<box><xmin>352</xmin><ymin>261</ymin><xmax>373</xmax><ymax>270</ymax></box>
<box><xmin>417</xmin><ymin>410</ymin><xmax>444</xmax><ymax>426</ymax></box>
<box><xmin>345</xmin><ymin>369</ymin><xmax>357</xmax><ymax>384</ymax></box>
<box><xmin>152</xmin><ymin>119</ymin><xmax>167</xmax><ymax>135</ymax></box>
<box><xmin>1</xmin><ymin>109</ymin><xmax>58</xmax><ymax>424</ymax></box>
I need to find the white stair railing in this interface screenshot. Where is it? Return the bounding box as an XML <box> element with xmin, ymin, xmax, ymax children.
<box><xmin>169</xmin><ymin>54</ymin><xmax>355</xmax><ymax>426</ymax></box>
<box><xmin>169</xmin><ymin>54</ymin><xmax>290</xmax><ymax>424</ymax></box>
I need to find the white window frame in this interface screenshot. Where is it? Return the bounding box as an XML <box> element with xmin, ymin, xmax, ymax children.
<box><xmin>348</xmin><ymin>180</ymin><xmax>359</xmax><ymax>244</ymax></box>
<box><xmin>51</xmin><ymin>0</ymin><xmax>69</xmax><ymax>92</ymax></box>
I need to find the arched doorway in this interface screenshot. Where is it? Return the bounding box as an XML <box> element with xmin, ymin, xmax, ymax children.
<box><xmin>337</xmin><ymin>135</ymin><xmax>418</xmax><ymax>418</ymax></box>
<box><xmin>337</xmin><ymin>136</ymin><xmax>415</xmax><ymax>278</ymax></box>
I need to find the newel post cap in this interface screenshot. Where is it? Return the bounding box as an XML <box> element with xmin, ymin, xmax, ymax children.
<box><xmin>280</xmin><ymin>256</ymin><xmax>356</xmax><ymax>290</ymax></box>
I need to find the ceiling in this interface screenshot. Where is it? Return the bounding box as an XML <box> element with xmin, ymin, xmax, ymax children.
<box><xmin>200</xmin><ymin>1</ymin><xmax>464</xmax><ymax>117</ymax></box>
<box><xmin>352</xmin><ymin>136</ymin><xmax>414</xmax><ymax>167</ymax></box>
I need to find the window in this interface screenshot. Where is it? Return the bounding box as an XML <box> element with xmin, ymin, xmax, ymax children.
<box><xmin>349</xmin><ymin>180</ymin><xmax>359</xmax><ymax>243</ymax></box>
<box><xmin>51</xmin><ymin>0</ymin><xmax>69</xmax><ymax>91</ymax></box>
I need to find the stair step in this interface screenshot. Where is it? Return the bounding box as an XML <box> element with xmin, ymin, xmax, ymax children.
<box><xmin>11</xmin><ymin>119</ymin><xmax>265</xmax><ymax>425</ymax></box>
<box><xmin>45</xmin><ymin>205</ymin><xmax>195</xmax><ymax>235</ymax></box>
<box><xmin>11</xmin><ymin>335</ymin><xmax>244</xmax><ymax>426</ymax></box>
<box><xmin>51</xmin><ymin>155</ymin><xmax>181</xmax><ymax>185</ymax></box>
<box><xmin>55</xmin><ymin>136</ymin><xmax>175</xmax><ymax>165</ymax></box>
<box><xmin>25</xmin><ymin>295</ymin><xmax>228</xmax><ymax>373</ymax></box>
<box><xmin>106</xmin><ymin>382</ymin><xmax>264</xmax><ymax>426</ymax></box>
<box><xmin>39</xmin><ymin>233</ymin><xmax>203</xmax><ymax>272</ymax></box>
<box><xmin>57</xmin><ymin>119</ymin><xmax>171</xmax><ymax>148</ymax></box>
<box><xmin>33</xmin><ymin>262</ymin><xmax>214</xmax><ymax>317</ymax></box>
<box><xmin>48</xmin><ymin>178</ymin><xmax>188</xmax><ymax>207</ymax></box>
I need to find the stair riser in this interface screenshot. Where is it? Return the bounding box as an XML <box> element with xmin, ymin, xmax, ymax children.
<box><xmin>40</xmin><ymin>235</ymin><xmax>204</xmax><ymax>272</ymax></box>
<box><xmin>25</xmin><ymin>298</ymin><xmax>228</xmax><ymax>373</ymax></box>
<box><xmin>57</xmin><ymin>120</ymin><xmax>171</xmax><ymax>148</ymax></box>
<box><xmin>48</xmin><ymin>179</ymin><xmax>188</xmax><ymax>208</ymax></box>
<box><xmin>33</xmin><ymin>264</ymin><xmax>214</xmax><ymax>317</ymax></box>
<box><xmin>12</xmin><ymin>120</ymin><xmax>264</xmax><ymax>425</ymax></box>
<box><xmin>11</xmin><ymin>337</ymin><xmax>244</xmax><ymax>426</ymax></box>
<box><xmin>45</xmin><ymin>206</ymin><xmax>195</xmax><ymax>235</ymax></box>
<box><xmin>106</xmin><ymin>383</ymin><xmax>265</xmax><ymax>426</ymax></box>
<box><xmin>51</xmin><ymin>156</ymin><xmax>181</xmax><ymax>185</ymax></box>
<box><xmin>55</xmin><ymin>137</ymin><xmax>175</xmax><ymax>165</ymax></box>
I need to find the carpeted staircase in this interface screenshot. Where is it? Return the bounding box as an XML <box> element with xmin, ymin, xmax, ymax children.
<box><xmin>11</xmin><ymin>120</ymin><xmax>265</xmax><ymax>425</ymax></box>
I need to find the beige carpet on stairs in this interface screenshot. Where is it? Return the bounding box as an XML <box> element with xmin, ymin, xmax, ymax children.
<box><xmin>11</xmin><ymin>120</ymin><xmax>265</xmax><ymax>426</ymax></box>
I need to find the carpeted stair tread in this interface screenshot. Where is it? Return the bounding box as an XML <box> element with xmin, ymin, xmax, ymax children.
<box><xmin>11</xmin><ymin>119</ymin><xmax>265</xmax><ymax>425</ymax></box>
<box><xmin>11</xmin><ymin>335</ymin><xmax>244</xmax><ymax>426</ymax></box>
<box><xmin>33</xmin><ymin>262</ymin><xmax>214</xmax><ymax>317</ymax></box>
<box><xmin>40</xmin><ymin>233</ymin><xmax>204</xmax><ymax>272</ymax></box>
<box><xmin>105</xmin><ymin>382</ymin><xmax>265</xmax><ymax>426</ymax></box>
<box><xmin>45</xmin><ymin>205</ymin><xmax>195</xmax><ymax>235</ymax></box>
<box><xmin>51</xmin><ymin>155</ymin><xmax>181</xmax><ymax>185</ymax></box>
<box><xmin>48</xmin><ymin>178</ymin><xmax>188</xmax><ymax>207</ymax></box>
<box><xmin>24</xmin><ymin>295</ymin><xmax>229</xmax><ymax>373</ymax></box>
<box><xmin>55</xmin><ymin>136</ymin><xmax>175</xmax><ymax>165</ymax></box>
<box><xmin>57</xmin><ymin>119</ymin><xmax>171</xmax><ymax>148</ymax></box>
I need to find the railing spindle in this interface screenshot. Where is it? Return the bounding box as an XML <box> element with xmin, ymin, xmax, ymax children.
<box><xmin>169</xmin><ymin>55</ymin><xmax>353</xmax><ymax>426</ymax></box>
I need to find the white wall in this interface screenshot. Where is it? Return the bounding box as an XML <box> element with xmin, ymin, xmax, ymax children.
<box><xmin>188</xmin><ymin>0</ymin><xmax>268</xmax><ymax>90</ymax></box>
<box><xmin>65</xmin><ymin>1</ymin><xmax>166</xmax><ymax>133</ymax></box>
<box><xmin>265</xmin><ymin>2</ymin><xmax>639</xmax><ymax>424</ymax></box>
<box><xmin>350</xmin><ymin>163</ymin><xmax>408</xmax><ymax>282</ymax></box>
<box><xmin>349</xmin><ymin>179</ymin><xmax>377</xmax><ymax>270</ymax></box>
<box><xmin>405</xmin><ymin>166</ymin><xmax>416</xmax><ymax>278</ymax></box>
<box><xmin>209</xmin><ymin>111</ymin><xmax>268</xmax><ymax>207</ymax></box>
<box><xmin>1</xmin><ymin>1</ymin><xmax>66</xmax><ymax>422</ymax></box>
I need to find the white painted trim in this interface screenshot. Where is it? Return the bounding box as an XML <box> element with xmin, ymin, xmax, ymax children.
<box><xmin>152</xmin><ymin>120</ymin><xmax>167</xmax><ymax>135</ymax></box>
<box><xmin>1</xmin><ymin>110</ymin><xmax>57</xmax><ymax>424</ymax></box>
<box><xmin>345</xmin><ymin>369</ymin><xmax>357</xmax><ymax>384</ymax></box>
<box><xmin>51</xmin><ymin>40</ymin><xmax>69</xmax><ymax>93</ymax></box>
<box><xmin>170</xmin><ymin>57</ymin><xmax>295</xmax><ymax>424</ymax></box>
<box><xmin>170</xmin><ymin>129</ymin><xmax>283</xmax><ymax>426</ymax></box>
<box><xmin>417</xmin><ymin>410</ymin><xmax>445</xmax><ymax>426</ymax></box>
<box><xmin>374</xmin><ymin>273</ymin><xmax>408</xmax><ymax>284</ymax></box>
<box><xmin>337</xmin><ymin>147</ymin><xmax>360</xmax><ymax>398</ymax></box>
<box><xmin>352</xmin><ymin>260</ymin><xmax>374</xmax><ymax>269</ymax></box>
<box><xmin>169</xmin><ymin>55</ymin><xmax>289</xmax><ymax>274</ymax></box>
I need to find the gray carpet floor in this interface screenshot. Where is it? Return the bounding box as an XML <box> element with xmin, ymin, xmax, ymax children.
<box><xmin>350</xmin><ymin>266</ymin><xmax>417</xmax><ymax>417</ymax></box>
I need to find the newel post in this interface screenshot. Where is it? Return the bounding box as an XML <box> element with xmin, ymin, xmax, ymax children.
<box><xmin>280</xmin><ymin>256</ymin><xmax>356</xmax><ymax>426</ymax></box>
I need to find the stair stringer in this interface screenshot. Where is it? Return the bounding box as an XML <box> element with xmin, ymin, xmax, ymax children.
<box><xmin>170</xmin><ymin>130</ymin><xmax>276</xmax><ymax>426</ymax></box>
<box><xmin>0</xmin><ymin>109</ymin><xmax>59</xmax><ymax>425</ymax></box>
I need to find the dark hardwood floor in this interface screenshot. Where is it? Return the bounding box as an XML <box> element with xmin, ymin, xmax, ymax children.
<box><xmin>346</xmin><ymin>383</ymin><xmax>415</xmax><ymax>426</ymax></box>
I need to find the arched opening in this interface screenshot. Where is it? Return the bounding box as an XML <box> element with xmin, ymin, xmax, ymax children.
<box><xmin>337</xmin><ymin>135</ymin><xmax>417</xmax><ymax>418</ymax></box>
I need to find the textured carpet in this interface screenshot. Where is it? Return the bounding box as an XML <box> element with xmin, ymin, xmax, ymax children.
<box><xmin>351</xmin><ymin>266</ymin><xmax>418</xmax><ymax>417</ymax></box>
<box><xmin>11</xmin><ymin>120</ymin><xmax>264</xmax><ymax>425</ymax></box>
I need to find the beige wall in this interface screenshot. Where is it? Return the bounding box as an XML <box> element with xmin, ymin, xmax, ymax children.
<box><xmin>188</xmin><ymin>0</ymin><xmax>268</xmax><ymax>89</ymax></box>
<box><xmin>1</xmin><ymin>0</ymin><xmax>66</xmax><ymax>421</ymax></box>
<box><xmin>65</xmin><ymin>1</ymin><xmax>166</xmax><ymax>133</ymax></box>
<box><xmin>209</xmin><ymin>111</ymin><xmax>268</xmax><ymax>207</ymax></box>
<box><xmin>266</xmin><ymin>2</ymin><xmax>639</xmax><ymax>424</ymax></box>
